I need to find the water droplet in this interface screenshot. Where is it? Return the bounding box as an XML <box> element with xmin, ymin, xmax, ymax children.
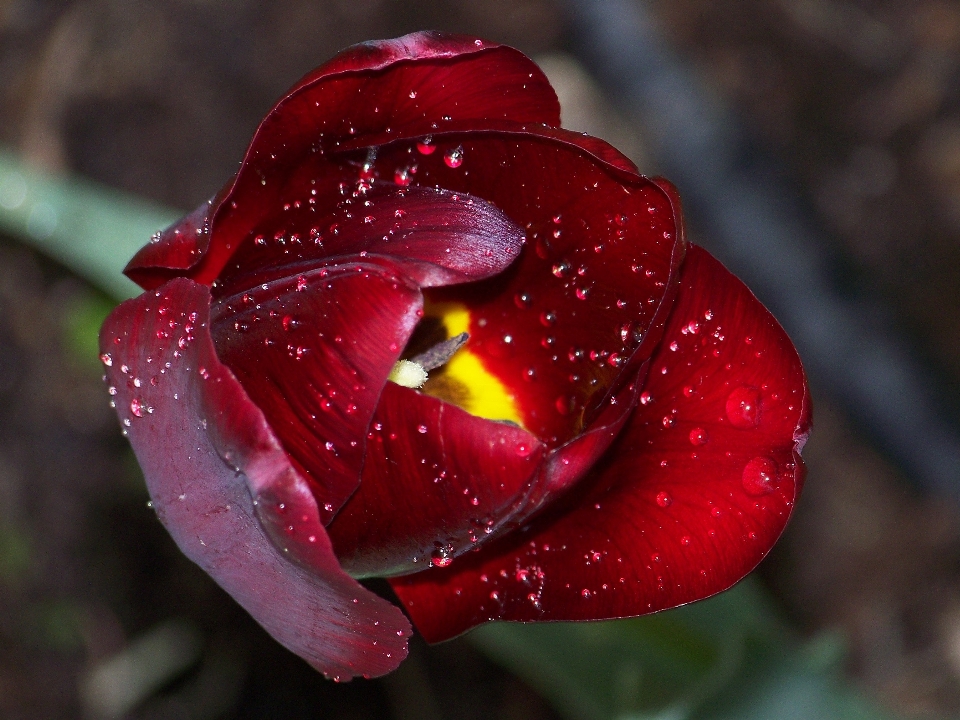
<box><xmin>689</xmin><ymin>427</ymin><xmax>708</xmax><ymax>445</ymax></box>
<box><xmin>100</xmin><ymin>353</ymin><xmax>113</xmax><ymax>367</ymax></box>
<box><xmin>130</xmin><ymin>398</ymin><xmax>144</xmax><ymax>417</ymax></box>
<box><xmin>640</xmin><ymin>391</ymin><xmax>654</xmax><ymax>405</ymax></box>
<box><xmin>430</xmin><ymin>545</ymin><xmax>454</xmax><ymax>567</ymax></box>
<box><xmin>515</xmin><ymin>442</ymin><xmax>533</xmax><ymax>457</ymax></box>
<box><xmin>551</xmin><ymin>261</ymin><xmax>572</xmax><ymax>278</ymax></box>
<box><xmin>282</xmin><ymin>315</ymin><xmax>297</xmax><ymax>331</ymax></box>
<box><xmin>575</xmin><ymin>286</ymin><xmax>591</xmax><ymax>300</ymax></box>
<box><xmin>527</xmin><ymin>593</ymin><xmax>541</xmax><ymax>609</ymax></box>
<box><xmin>661</xmin><ymin>414</ymin><xmax>675</xmax><ymax>428</ymax></box>
<box><xmin>417</xmin><ymin>424</ymin><xmax>428</xmax><ymax>434</ymax></box>
<box><xmin>417</xmin><ymin>137</ymin><xmax>435</xmax><ymax>154</ymax></box>
<box><xmin>539</xmin><ymin>311</ymin><xmax>556</xmax><ymax>326</ymax></box>
<box><xmin>726</xmin><ymin>386</ymin><xmax>761</xmax><ymax>428</ymax></box>
<box><xmin>655</xmin><ymin>491</ymin><xmax>672</xmax><ymax>507</ymax></box>
<box><xmin>742</xmin><ymin>456</ymin><xmax>778</xmax><ymax>496</ymax></box>
<box><xmin>681</xmin><ymin>535</ymin><xmax>691</xmax><ymax>546</ymax></box>
<box><xmin>581</xmin><ymin>588</ymin><xmax>592</xmax><ymax>598</ymax></box>
<box><xmin>443</xmin><ymin>146</ymin><xmax>464</xmax><ymax>168</ymax></box>
<box><xmin>296</xmin><ymin>276</ymin><xmax>308</xmax><ymax>292</ymax></box>
<box><xmin>555</xmin><ymin>395</ymin><xmax>574</xmax><ymax>415</ymax></box>
<box><xmin>514</xmin><ymin>292</ymin><xmax>532</xmax><ymax>308</ymax></box>
<box><xmin>394</xmin><ymin>167</ymin><xmax>413</xmax><ymax>185</ymax></box>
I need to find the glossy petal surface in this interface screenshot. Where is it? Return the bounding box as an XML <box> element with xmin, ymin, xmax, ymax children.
<box><xmin>391</xmin><ymin>245</ymin><xmax>809</xmax><ymax>642</ymax></box>
<box><xmin>209</xmin><ymin>265</ymin><xmax>423</xmax><ymax>524</ymax></box>
<box><xmin>327</xmin><ymin>382</ymin><xmax>547</xmax><ymax>577</ymax></box>
<box><xmin>100</xmin><ymin>278</ymin><xmax>411</xmax><ymax>678</ymax></box>
<box><xmin>125</xmin><ymin>32</ymin><xmax>559</xmax><ymax>288</ymax></box>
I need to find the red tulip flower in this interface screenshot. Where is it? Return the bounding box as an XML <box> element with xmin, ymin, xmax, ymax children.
<box><xmin>99</xmin><ymin>32</ymin><xmax>810</xmax><ymax>681</ymax></box>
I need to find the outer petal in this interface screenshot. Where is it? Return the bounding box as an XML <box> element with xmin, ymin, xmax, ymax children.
<box><xmin>390</xmin><ymin>245</ymin><xmax>810</xmax><ymax>642</ymax></box>
<box><xmin>326</xmin><ymin>382</ymin><xmax>547</xmax><ymax>578</ymax></box>
<box><xmin>99</xmin><ymin>278</ymin><xmax>410</xmax><ymax>678</ymax></box>
<box><xmin>209</xmin><ymin>264</ymin><xmax>423</xmax><ymax>524</ymax></box>
<box><xmin>125</xmin><ymin>32</ymin><xmax>559</xmax><ymax>288</ymax></box>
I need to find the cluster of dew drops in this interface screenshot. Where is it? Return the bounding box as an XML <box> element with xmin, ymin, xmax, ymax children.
<box><xmin>100</xmin><ymin>299</ymin><xmax>206</xmax><ymax>437</ymax></box>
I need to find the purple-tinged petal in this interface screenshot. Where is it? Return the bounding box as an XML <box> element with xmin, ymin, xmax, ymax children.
<box><xmin>99</xmin><ymin>278</ymin><xmax>410</xmax><ymax>678</ymax></box>
<box><xmin>209</xmin><ymin>264</ymin><xmax>423</xmax><ymax>524</ymax></box>
<box><xmin>327</xmin><ymin>382</ymin><xmax>546</xmax><ymax>578</ymax></box>
<box><xmin>214</xmin><ymin>184</ymin><xmax>524</xmax><ymax>298</ymax></box>
<box><xmin>391</xmin><ymin>245</ymin><xmax>809</xmax><ymax>642</ymax></box>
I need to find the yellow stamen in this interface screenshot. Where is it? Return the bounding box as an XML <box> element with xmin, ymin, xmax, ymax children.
<box><xmin>422</xmin><ymin>301</ymin><xmax>523</xmax><ymax>426</ymax></box>
<box><xmin>389</xmin><ymin>359</ymin><xmax>428</xmax><ymax>388</ymax></box>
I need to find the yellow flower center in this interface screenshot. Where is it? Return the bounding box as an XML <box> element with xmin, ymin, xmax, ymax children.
<box><xmin>418</xmin><ymin>301</ymin><xmax>523</xmax><ymax>427</ymax></box>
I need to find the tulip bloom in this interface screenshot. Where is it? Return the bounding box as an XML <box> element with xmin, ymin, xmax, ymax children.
<box><xmin>99</xmin><ymin>32</ymin><xmax>810</xmax><ymax>680</ymax></box>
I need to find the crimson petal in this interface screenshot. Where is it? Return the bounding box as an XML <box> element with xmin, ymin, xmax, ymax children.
<box><xmin>99</xmin><ymin>278</ymin><xmax>410</xmax><ymax>678</ymax></box>
<box><xmin>125</xmin><ymin>32</ymin><xmax>558</xmax><ymax>288</ymax></box>
<box><xmin>390</xmin><ymin>245</ymin><xmax>810</xmax><ymax>642</ymax></box>
<box><xmin>209</xmin><ymin>264</ymin><xmax>423</xmax><ymax>524</ymax></box>
<box><xmin>327</xmin><ymin>382</ymin><xmax>547</xmax><ymax>578</ymax></box>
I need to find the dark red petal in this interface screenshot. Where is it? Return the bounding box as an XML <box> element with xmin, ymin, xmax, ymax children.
<box><xmin>390</xmin><ymin>245</ymin><xmax>810</xmax><ymax>642</ymax></box>
<box><xmin>124</xmin><ymin>32</ymin><xmax>558</xmax><ymax>288</ymax></box>
<box><xmin>125</xmin><ymin>197</ymin><xmax>218</xmax><ymax>291</ymax></box>
<box><xmin>514</xmin><ymin>377</ymin><xmax>642</xmax><ymax>523</ymax></box>
<box><xmin>214</xmin><ymin>184</ymin><xmax>524</xmax><ymax>298</ymax></box>
<box><xmin>99</xmin><ymin>278</ymin><xmax>410</xmax><ymax>678</ymax></box>
<box><xmin>326</xmin><ymin>382</ymin><xmax>547</xmax><ymax>578</ymax></box>
<box><xmin>209</xmin><ymin>264</ymin><xmax>423</xmax><ymax>524</ymax></box>
<box><xmin>374</xmin><ymin>130</ymin><xmax>683</xmax><ymax>444</ymax></box>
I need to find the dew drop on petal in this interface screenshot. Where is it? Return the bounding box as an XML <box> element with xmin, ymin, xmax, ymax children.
<box><xmin>100</xmin><ymin>353</ymin><xmax>113</xmax><ymax>367</ymax></box>
<box><xmin>742</xmin><ymin>456</ymin><xmax>779</xmax><ymax>496</ymax></box>
<box><xmin>430</xmin><ymin>545</ymin><xmax>454</xmax><ymax>568</ymax></box>
<box><xmin>443</xmin><ymin>146</ymin><xmax>464</xmax><ymax>168</ymax></box>
<box><xmin>689</xmin><ymin>427</ymin><xmax>709</xmax><ymax>445</ymax></box>
<box><xmin>417</xmin><ymin>424</ymin><xmax>428</xmax><ymax>434</ymax></box>
<box><xmin>726</xmin><ymin>386</ymin><xmax>761</xmax><ymax>428</ymax></box>
<box><xmin>130</xmin><ymin>398</ymin><xmax>144</xmax><ymax>418</ymax></box>
<box><xmin>655</xmin><ymin>491</ymin><xmax>672</xmax><ymax>507</ymax></box>
<box><xmin>417</xmin><ymin>138</ymin><xmax>435</xmax><ymax>155</ymax></box>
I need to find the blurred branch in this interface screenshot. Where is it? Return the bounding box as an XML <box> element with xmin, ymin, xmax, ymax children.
<box><xmin>563</xmin><ymin>0</ymin><xmax>960</xmax><ymax>498</ymax></box>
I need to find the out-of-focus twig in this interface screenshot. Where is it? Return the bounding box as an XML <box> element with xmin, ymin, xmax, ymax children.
<box><xmin>564</xmin><ymin>0</ymin><xmax>960</xmax><ymax>498</ymax></box>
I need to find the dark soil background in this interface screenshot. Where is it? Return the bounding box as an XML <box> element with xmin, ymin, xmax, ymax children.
<box><xmin>1</xmin><ymin>0</ymin><xmax>960</xmax><ymax>717</ymax></box>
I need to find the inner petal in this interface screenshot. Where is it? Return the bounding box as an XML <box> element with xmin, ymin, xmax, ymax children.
<box><xmin>372</xmin><ymin>131</ymin><xmax>685</xmax><ymax>446</ymax></box>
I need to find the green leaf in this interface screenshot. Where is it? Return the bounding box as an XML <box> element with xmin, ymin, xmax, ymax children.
<box><xmin>0</xmin><ymin>150</ymin><xmax>178</xmax><ymax>300</ymax></box>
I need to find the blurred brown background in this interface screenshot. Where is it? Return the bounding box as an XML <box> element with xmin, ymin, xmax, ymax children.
<box><xmin>3</xmin><ymin>0</ymin><xmax>960</xmax><ymax>717</ymax></box>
